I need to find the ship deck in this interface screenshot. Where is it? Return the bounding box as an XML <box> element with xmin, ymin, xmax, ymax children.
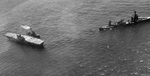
<box><xmin>5</xmin><ymin>32</ymin><xmax>44</xmax><ymax>45</ymax></box>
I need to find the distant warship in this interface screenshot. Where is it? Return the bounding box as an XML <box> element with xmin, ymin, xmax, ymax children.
<box><xmin>5</xmin><ymin>25</ymin><xmax>44</xmax><ymax>48</ymax></box>
<box><xmin>99</xmin><ymin>11</ymin><xmax>150</xmax><ymax>31</ymax></box>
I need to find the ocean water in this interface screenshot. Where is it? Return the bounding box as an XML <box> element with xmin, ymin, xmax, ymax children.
<box><xmin>1</xmin><ymin>0</ymin><xmax>150</xmax><ymax>76</ymax></box>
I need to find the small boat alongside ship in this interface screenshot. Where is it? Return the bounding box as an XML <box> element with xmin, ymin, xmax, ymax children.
<box><xmin>99</xmin><ymin>11</ymin><xmax>150</xmax><ymax>31</ymax></box>
<box><xmin>21</xmin><ymin>25</ymin><xmax>41</xmax><ymax>38</ymax></box>
<box><xmin>5</xmin><ymin>25</ymin><xmax>45</xmax><ymax>48</ymax></box>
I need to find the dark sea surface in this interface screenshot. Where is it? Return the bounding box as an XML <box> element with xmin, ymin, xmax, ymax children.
<box><xmin>1</xmin><ymin>0</ymin><xmax>150</xmax><ymax>76</ymax></box>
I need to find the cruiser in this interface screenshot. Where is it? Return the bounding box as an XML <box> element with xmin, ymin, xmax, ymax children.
<box><xmin>99</xmin><ymin>11</ymin><xmax>150</xmax><ymax>31</ymax></box>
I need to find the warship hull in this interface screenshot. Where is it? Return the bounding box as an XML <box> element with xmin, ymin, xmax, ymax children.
<box><xmin>5</xmin><ymin>32</ymin><xmax>44</xmax><ymax>48</ymax></box>
<box><xmin>99</xmin><ymin>17</ymin><xmax>150</xmax><ymax>31</ymax></box>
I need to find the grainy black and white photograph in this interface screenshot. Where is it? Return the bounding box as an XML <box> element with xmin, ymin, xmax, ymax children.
<box><xmin>1</xmin><ymin>0</ymin><xmax>150</xmax><ymax>76</ymax></box>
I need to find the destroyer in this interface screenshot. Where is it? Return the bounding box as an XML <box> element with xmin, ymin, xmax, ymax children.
<box><xmin>99</xmin><ymin>11</ymin><xmax>150</xmax><ymax>31</ymax></box>
<box><xmin>21</xmin><ymin>25</ymin><xmax>41</xmax><ymax>38</ymax></box>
